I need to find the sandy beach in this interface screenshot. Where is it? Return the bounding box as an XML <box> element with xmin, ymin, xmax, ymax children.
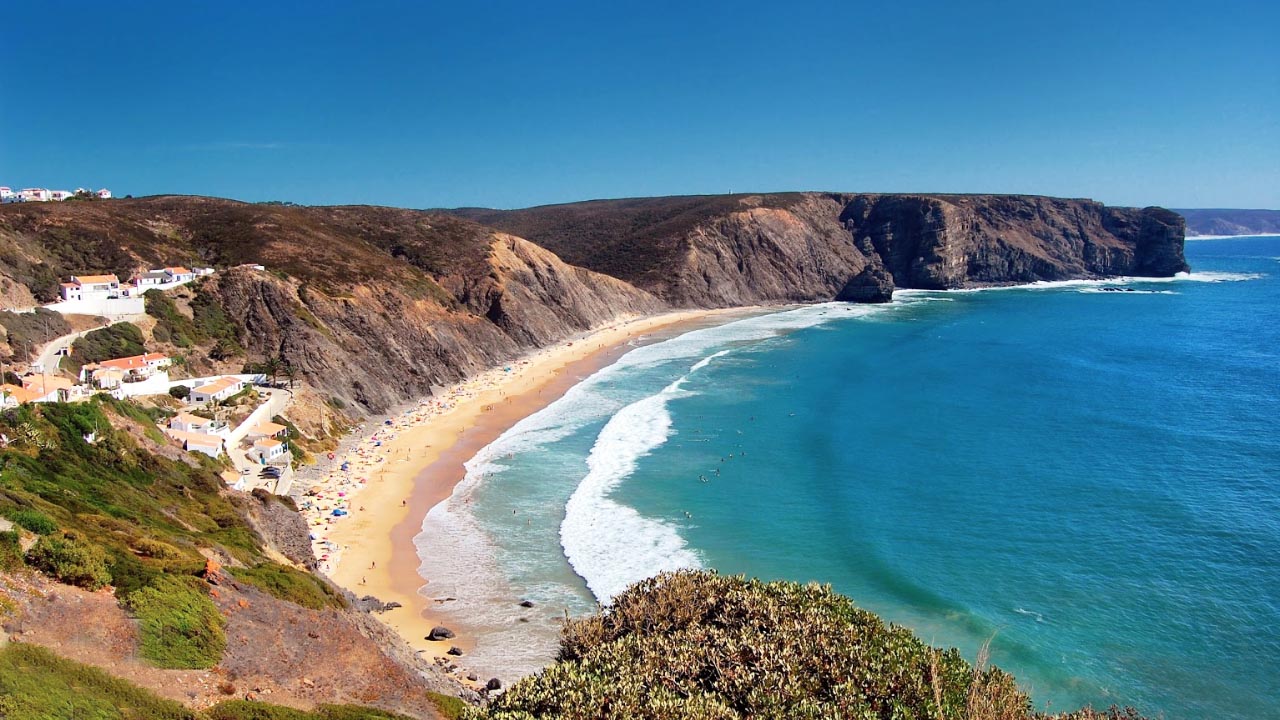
<box><xmin>293</xmin><ymin>309</ymin><xmax>734</xmax><ymax>680</ymax></box>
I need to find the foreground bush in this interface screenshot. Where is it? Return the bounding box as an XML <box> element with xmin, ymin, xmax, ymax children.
<box><xmin>474</xmin><ymin>571</ymin><xmax>1143</xmax><ymax>720</ymax></box>
<box><xmin>124</xmin><ymin>574</ymin><xmax>227</xmax><ymax>669</ymax></box>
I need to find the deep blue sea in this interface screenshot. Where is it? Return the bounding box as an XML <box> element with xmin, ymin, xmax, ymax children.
<box><xmin>416</xmin><ymin>236</ymin><xmax>1280</xmax><ymax>719</ymax></box>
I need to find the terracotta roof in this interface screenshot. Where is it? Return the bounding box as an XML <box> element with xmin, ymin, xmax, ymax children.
<box><xmin>98</xmin><ymin>352</ymin><xmax>169</xmax><ymax>371</ymax></box>
<box><xmin>22</xmin><ymin>376</ymin><xmax>74</xmax><ymax>392</ymax></box>
<box><xmin>70</xmin><ymin>274</ymin><xmax>119</xmax><ymax>284</ymax></box>
<box><xmin>171</xmin><ymin>412</ymin><xmax>210</xmax><ymax>427</ymax></box>
<box><xmin>0</xmin><ymin>383</ymin><xmax>43</xmax><ymax>404</ymax></box>
<box><xmin>166</xmin><ymin>428</ymin><xmax>222</xmax><ymax>448</ymax></box>
<box><xmin>165</xmin><ymin>266</ymin><xmax>192</xmax><ymax>275</ymax></box>
<box><xmin>253</xmin><ymin>438</ymin><xmax>284</xmax><ymax>449</ymax></box>
<box><xmin>250</xmin><ymin>421</ymin><xmax>288</xmax><ymax>436</ymax></box>
<box><xmin>193</xmin><ymin>376</ymin><xmax>242</xmax><ymax>397</ymax></box>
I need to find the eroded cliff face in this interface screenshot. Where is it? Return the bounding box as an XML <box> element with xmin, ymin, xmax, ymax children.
<box><xmin>0</xmin><ymin>198</ymin><xmax>664</xmax><ymax>414</ymax></box>
<box><xmin>461</xmin><ymin>193</ymin><xmax>1189</xmax><ymax>307</ymax></box>
<box><xmin>206</xmin><ymin>239</ymin><xmax>662</xmax><ymax>413</ymax></box>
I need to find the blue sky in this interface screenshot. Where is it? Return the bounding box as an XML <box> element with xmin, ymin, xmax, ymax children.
<box><xmin>2</xmin><ymin>1</ymin><xmax>1276</xmax><ymax>209</ymax></box>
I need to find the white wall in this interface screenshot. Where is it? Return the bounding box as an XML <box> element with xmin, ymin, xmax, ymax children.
<box><xmin>116</xmin><ymin>372</ymin><xmax>172</xmax><ymax>398</ymax></box>
<box><xmin>43</xmin><ymin>296</ymin><xmax>145</xmax><ymax>317</ymax></box>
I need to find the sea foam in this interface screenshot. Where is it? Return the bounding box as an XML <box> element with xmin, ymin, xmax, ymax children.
<box><xmin>559</xmin><ymin>352</ymin><xmax>735</xmax><ymax>603</ymax></box>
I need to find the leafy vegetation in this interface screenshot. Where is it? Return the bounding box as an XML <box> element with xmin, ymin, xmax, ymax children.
<box><xmin>0</xmin><ymin>506</ymin><xmax>58</xmax><ymax>534</ymax></box>
<box><xmin>145</xmin><ymin>286</ymin><xmax>244</xmax><ymax>359</ymax></box>
<box><xmin>0</xmin><ymin>643</ymin><xmax>197</xmax><ymax>720</ymax></box>
<box><xmin>24</xmin><ymin>531</ymin><xmax>112</xmax><ymax>589</ymax></box>
<box><xmin>70</xmin><ymin>321</ymin><xmax>146</xmax><ymax>368</ymax></box>
<box><xmin>0</xmin><ymin>399</ymin><xmax>261</xmax><ymax>590</ymax></box>
<box><xmin>0</xmin><ymin>643</ymin><xmax>423</xmax><ymax>720</ymax></box>
<box><xmin>0</xmin><ymin>308</ymin><xmax>73</xmax><ymax>362</ymax></box>
<box><xmin>230</xmin><ymin>562</ymin><xmax>347</xmax><ymax>611</ymax></box>
<box><xmin>123</xmin><ymin>574</ymin><xmax>227</xmax><ymax>669</ymax></box>
<box><xmin>146</xmin><ymin>288</ymin><xmax>200</xmax><ymax>348</ymax></box>
<box><xmin>472</xmin><ymin>571</ymin><xmax>1146</xmax><ymax>720</ymax></box>
<box><xmin>427</xmin><ymin>692</ymin><xmax>470</xmax><ymax>720</ymax></box>
<box><xmin>193</xmin><ymin>287</ymin><xmax>245</xmax><ymax>358</ymax></box>
<box><xmin>0</xmin><ymin>530</ymin><xmax>23</xmax><ymax>571</ymax></box>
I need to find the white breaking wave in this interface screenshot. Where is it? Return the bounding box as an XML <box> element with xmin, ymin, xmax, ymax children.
<box><xmin>894</xmin><ymin>270</ymin><xmax>1264</xmax><ymax>296</ymax></box>
<box><xmin>1078</xmin><ymin>288</ymin><xmax>1178</xmax><ymax>295</ymax></box>
<box><xmin>559</xmin><ymin>372</ymin><xmax>701</xmax><ymax>602</ymax></box>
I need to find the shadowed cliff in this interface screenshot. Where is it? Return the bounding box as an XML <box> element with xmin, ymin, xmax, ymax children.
<box><xmin>455</xmin><ymin>192</ymin><xmax>1188</xmax><ymax>306</ymax></box>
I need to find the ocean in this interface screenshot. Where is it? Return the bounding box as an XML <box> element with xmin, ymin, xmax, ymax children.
<box><xmin>415</xmin><ymin>236</ymin><xmax>1280</xmax><ymax>719</ymax></box>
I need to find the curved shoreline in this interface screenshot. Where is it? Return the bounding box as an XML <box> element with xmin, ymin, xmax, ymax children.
<box><xmin>312</xmin><ymin>309</ymin><xmax>745</xmax><ymax>683</ymax></box>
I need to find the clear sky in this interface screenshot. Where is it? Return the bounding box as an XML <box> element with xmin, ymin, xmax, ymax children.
<box><xmin>2</xmin><ymin>1</ymin><xmax>1276</xmax><ymax>209</ymax></box>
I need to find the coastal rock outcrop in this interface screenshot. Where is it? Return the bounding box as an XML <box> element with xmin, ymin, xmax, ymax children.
<box><xmin>458</xmin><ymin>192</ymin><xmax>1189</xmax><ymax>306</ymax></box>
<box><xmin>836</xmin><ymin>240</ymin><xmax>895</xmax><ymax>303</ymax></box>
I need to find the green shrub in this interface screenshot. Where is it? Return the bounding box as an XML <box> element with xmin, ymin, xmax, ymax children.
<box><xmin>0</xmin><ymin>531</ymin><xmax>23</xmax><ymax>572</ymax></box>
<box><xmin>124</xmin><ymin>574</ymin><xmax>226</xmax><ymax>669</ymax></box>
<box><xmin>25</xmin><ymin>532</ymin><xmax>112</xmax><ymax>589</ymax></box>
<box><xmin>427</xmin><ymin>692</ymin><xmax>469</xmax><ymax>720</ymax></box>
<box><xmin>205</xmin><ymin>701</ymin><xmax>315</xmax><ymax>720</ymax></box>
<box><xmin>230</xmin><ymin>562</ymin><xmax>347</xmax><ymax>611</ymax></box>
<box><xmin>0</xmin><ymin>643</ymin><xmax>197</xmax><ymax>720</ymax></box>
<box><xmin>1</xmin><ymin>507</ymin><xmax>57</xmax><ymax>535</ymax></box>
<box><xmin>0</xmin><ymin>308</ymin><xmax>73</xmax><ymax>362</ymax></box>
<box><xmin>70</xmin><ymin>322</ymin><xmax>146</xmax><ymax>368</ymax></box>
<box><xmin>476</xmin><ymin>571</ymin><xmax>1044</xmax><ymax>720</ymax></box>
<box><xmin>170</xmin><ymin>384</ymin><xmax>191</xmax><ymax>400</ymax></box>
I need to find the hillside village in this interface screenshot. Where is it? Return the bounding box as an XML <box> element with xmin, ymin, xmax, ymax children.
<box><xmin>0</xmin><ymin>260</ymin><xmax>295</xmax><ymax>492</ymax></box>
<box><xmin>0</xmin><ymin>185</ymin><xmax>112</xmax><ymax>202</ymax></box>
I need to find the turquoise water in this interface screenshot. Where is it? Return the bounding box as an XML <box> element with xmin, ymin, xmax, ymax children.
<box><xmin>417</xmin><ymin>237</ymin><xmax>1279</xmax><ymax>718</ymax></box>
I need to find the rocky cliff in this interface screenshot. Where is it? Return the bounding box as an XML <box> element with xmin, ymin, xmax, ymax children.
<box><xmin>0</xmin><ymin>192</ymin><xmax>1186</xmax><ymax>413</ymax></box>
<box><xmin>457</xmin><ymin>192</ymin><xmax>1188</xmax><ymax>307</ymax></box>
<box><xmin>0</xmin><ymin>197</ymin><xmax>663</xmax><ymax>413</ymax></box>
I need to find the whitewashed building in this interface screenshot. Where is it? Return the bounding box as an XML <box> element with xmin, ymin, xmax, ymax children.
<box><xmin>190</xmin><ymin>376</ymin><xmax>246</xmax><ymax>404</ymax></box>
<box><xmin>252</xmin><ymin>437</ymin><xmax>289</xmax><ymax>463</ymax></box>
<box><xmin>96</xmin><ymin>188</ymin><xmax>112</xmax><ymax>199</ymax></box>
<box><xmin>19</xmin><ymin>188</ymin><xmax>50</xmax><ymax>202</ymax></box>
<box><xmin>60</xmin><ymin>274</ymin><xmax>121</xmax><ymax>301</ymax></box>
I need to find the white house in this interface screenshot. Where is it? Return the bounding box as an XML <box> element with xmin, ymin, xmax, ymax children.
<box><xmin>96</xmin><ymin>188</ymin><xmax>112</xmax><ymax>199</ymax></box>
<box><xmin>166</xmin><ymin>429</ymin><xmax>223</xmax><ymax>457</ymax></box>
<box><xmin>246</xmin><ymin>421</ymin><xmax>288</xmax><ymax>440</ymax></box>
<box><xmin>134</xmin><ymin>270</ymin><xmax>171</xmax><ymax>288</ymax></box>
<box><xmin>0</xmin><ymin>187</ymin><xmax>13</xmax><ymax>201</ymax></box>
<box><xmin>190</xmin><ymin>376</ymin><xmax>246</xmax><ymax>404</ymax></box>
<box><xmin>252</xmin><ymin>437</ymin><xmax>289</xmax><ymax>463</ymax></box>
<box><xmin>49</xmin><ymin>190</ymin><xmax>73</xmax><ymax>201</ymax></box>
<box><xmin>168</xmin><ymin>411</ymin><xmax>229</xmax><ymax>437</ymax></box>
<box><xmin>163</xmin><ymin>266</ymin><xmax>196</xmax><ymax>283</ymax></box>
<box><xmin>81</xmin><ymin>352</ymin><xmax>171</xmax><ymax>382</ymax></box>
<box><xmin>60</xmin><ymin>274</ymin><xmax>121</xmax><ymax>301</ymax></box>
<box><xmin>19</xmin><ymin>188</ymin><xmax>50</xmax><ymax>202</ymax></box>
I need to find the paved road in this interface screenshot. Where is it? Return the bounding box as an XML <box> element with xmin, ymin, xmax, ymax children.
<box><xmin>30</xmin><ymin>314</ymin><xmax>148</xmax><ymax>373</ymax></box>
<box><xmin>224</xmin><ymin>387</ymin><xmax>295</xmax><ymax>493</ymax></box>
